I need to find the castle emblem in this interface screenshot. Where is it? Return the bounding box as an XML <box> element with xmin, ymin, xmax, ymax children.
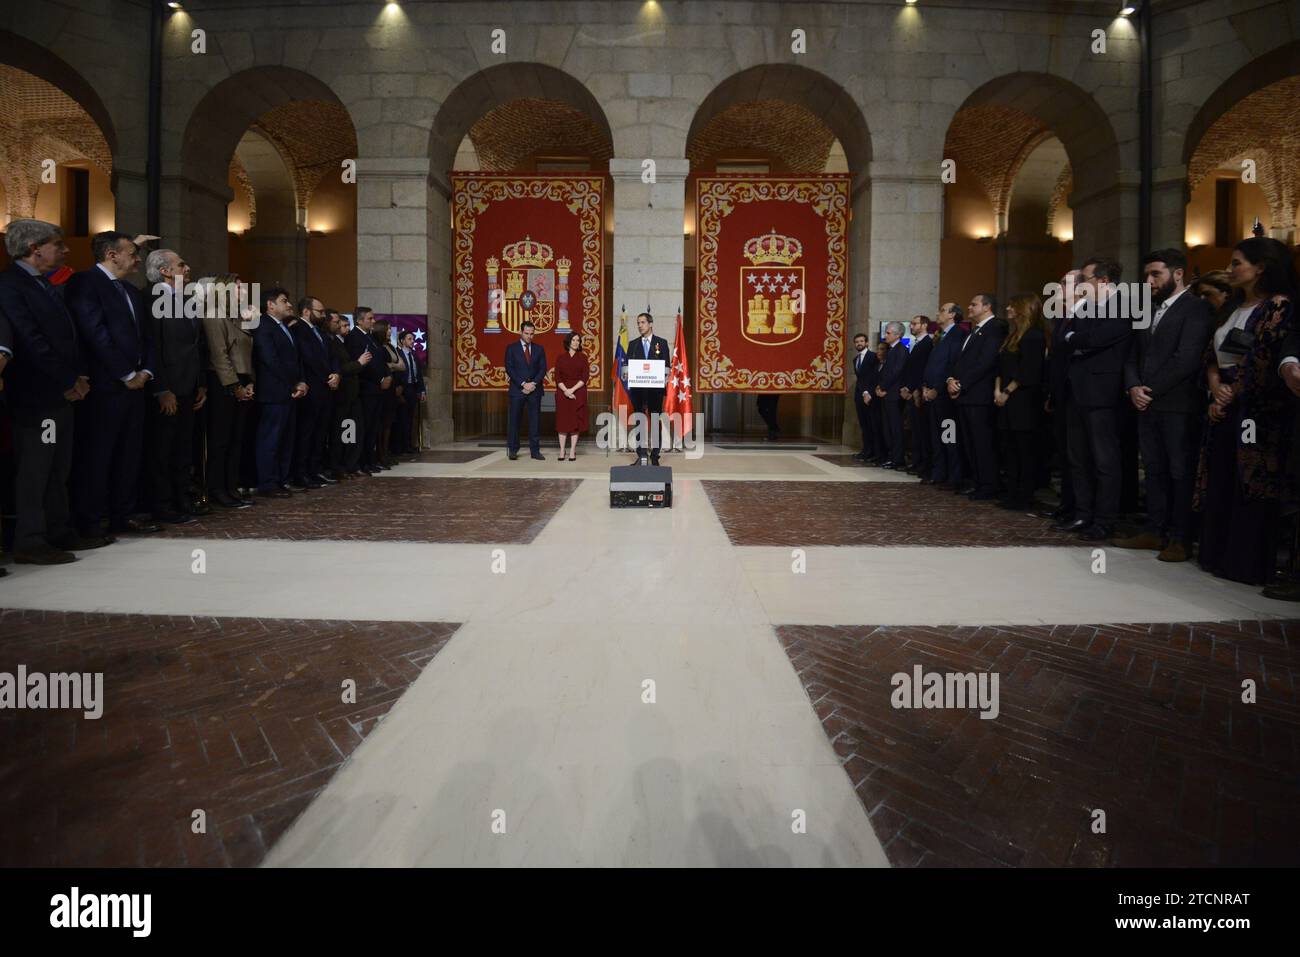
<box><xmin>740</xmin><ymin>228</ymin><xmax>804</xmax><ymax>345</ymax></box>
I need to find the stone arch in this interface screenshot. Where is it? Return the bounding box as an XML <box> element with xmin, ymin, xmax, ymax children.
<box><xmin>0</xmin><ymin>29</ymin><xmax>117</xmax><ymax>160</ymax></box>
<box><xmin>428</xmin><ymin>62</ymin><xmax>613</xmax><ymax>193</ymax></box>
<box><xmin>686</xmin><ymin>64</ymin><xmax>872</xmax><ymax>185</ymax></box>
<box><xmin>176</xmin><ymin>66</ymin><xmax>358</xmax><ymax>287</ymax></box>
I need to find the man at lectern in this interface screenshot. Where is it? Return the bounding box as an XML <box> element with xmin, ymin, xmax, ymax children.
<box><xmin>504</xmin><ymin>320</ymin><xmax>547</xmax><ymax>460</ymax></box>
<box><xmin>627</xmin><ymin>311</ymin><xmax>670</xmax><ymax>465</ymax></box>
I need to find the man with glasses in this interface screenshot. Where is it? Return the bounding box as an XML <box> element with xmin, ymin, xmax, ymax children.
<box><xmin>0</xmin><ymin>220</ymin><xmax>106</xmax><ymax>563</ymax></box>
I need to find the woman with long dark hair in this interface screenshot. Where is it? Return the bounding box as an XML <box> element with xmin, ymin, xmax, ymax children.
<box><xmin>994</xmin><ymin>293</ymin><xmax>1047</xmax><ymax>509</ymax></box>
<box><xmin>554</xmin><ymin>331</ymin><xmax>588</xmax><ymax>461</ymax></box>
<box><xmin>1194</xmin><ymin>237</ymin><xmax>1298</xmax><ymax>585</ymax></box>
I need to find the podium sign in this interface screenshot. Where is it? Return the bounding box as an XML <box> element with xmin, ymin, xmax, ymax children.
<box><xmin>627</xmin><ymin>359</ymin><xmax>666</xmax><ymax>388</ymax></box>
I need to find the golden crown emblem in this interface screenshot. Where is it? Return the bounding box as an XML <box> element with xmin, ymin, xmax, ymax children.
<box><xmin>502</xmin><ymin>235</ymin><xmax>553</xmax><ymax>268</ymax></box>
<box><xmin>743</xmin><ymin>228</ymin><xmax>802</xmax><ymax>266</ymax></box>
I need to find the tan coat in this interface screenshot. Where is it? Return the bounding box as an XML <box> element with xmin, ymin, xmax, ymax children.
<box><xmin>204</xmin><ymin>314</ymin><xmax>254</xmax><ymax>387</ymax></box>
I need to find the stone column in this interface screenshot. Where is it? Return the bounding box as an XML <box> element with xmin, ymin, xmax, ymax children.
<box><xmin>357</xmin><ymin>157</ymin><xmax>452</xmax><ymax>446</ymax></box>
<box><xmin>1150</xmin><ymin>165</ymin><xmax>1190</xmax><ymax>251</ymax></box>
<box><xmin>841</xmin><ymin>165</ymin><xmax>942</xmax><ymax>446</ymax></box>
<box><xmin>609</xmin><ymin>157</ymin><xmax>688</xmax><ymax>351</ymax></box>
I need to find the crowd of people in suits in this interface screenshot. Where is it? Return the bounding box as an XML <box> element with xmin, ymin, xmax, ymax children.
<box><xmin>854</xmin><ymin>239</ymin><xmax>1300</xmax><ymax>600</ymax></box>
<box><xmin>0</xmin><ymin>220</ymin><xmax>426</xmax><ymax>570</ymax></box>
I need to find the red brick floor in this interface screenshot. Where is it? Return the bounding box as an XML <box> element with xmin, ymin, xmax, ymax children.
<box><xmin>154</xmin><ymin>477</ymin><xmax>579</xmax><ymax>544</ymax></box>
<box><xmin>704</xmin><ymin>480</ymin><xmax>1063</xmax><ymax>547</ymax></box>
<box><xmin>778</xmin><ymin>620</ymin><xmax>1300</xmax><ymax>866</ymax></box>
<box><xmin>0</xmin><ymin>609</ymin><xmax>460</xmax><ymax>866</ymax></box>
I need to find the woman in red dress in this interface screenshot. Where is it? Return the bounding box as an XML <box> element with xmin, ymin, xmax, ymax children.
<box><xmin>554</xmin><ymin>332</ymin><xmax>588</xmax><ymax>461</ymax></box>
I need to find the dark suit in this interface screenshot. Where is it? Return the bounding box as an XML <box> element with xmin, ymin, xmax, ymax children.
<box><xmin>997</xmin><ymin>326</ymin><xmax>1046</xmax><ymax>504</ymax></box>
<box><xmin>951</xmin><ymin>317</ymin><xmax>1006</xmax><ymax>495</ymax></box>
<box><xmin>851</xmin><ymin>346</ymin><xmax>877</xmax><ymax>459</ymax></box>
<box><xmin>65</xmin><ymin>265</ymin><xmax>153</xmax><ymax>532</ymax></box>
<box><xmin>505</xmin><ymin>338</ymin><xmax>547</xmax><ymax>455</ymax></box>
<box><xmin>252</xmin><ymin>314</ymin><xmax>303</xmax><ymax>491</ymax></box>
<box><xmin>146</xmin><ymin>285</ymin><xmax>207</xmax><ymax>513</ymax></box>
<box><xmin>291</xmin><ymin>320</ymin><xmax>334</xmax><ymax>482</ymax></box>
<box><xmin>923</xmin><ymin>324</ymin><xmax>965</xmax><ymax>483</ymax></box>
<box><xmin>395</xmin><ymin>347</ymin><xmax>425</xmax><ymax>453</ymax></box>
<box><xmin>627</xmin><ymin>333</ymin><xmax>670</xmax><ymax>462</ymax></box>
<box><xmin>346</xmin><ymin>326</ymin><xmax>385</xmax><ymax>468</ymax></box>
<box><xmin>0</xmin><ymin>263</ymin><xmax>83</xmax><ymax>552</ymax></box>
<box><xmin>329</xmin><ymin>333</ymin><xmax>364</xmax><ymax>472</ymax></box>
<box><xmin>1047</xmin><ymin>307</ymin><xmax>1078</xmax><ymax>514</ymax></box>
<box><xmin>878</xmin><ymin>339</ymin><xmax>907</xmax><ymax>465</ymax></box>
<box><xmin>1065</xmin><ymin>294</ymin><xmax>1132</xmax><ymax>527</ymax></box>
<box><xmin>1124</xmin><ymin>289</ymin><xmax>1214</xmax><ymax>541</ymax></box>
<box><xmin>903</xmin><ymin>334</ymin><xmax>933</xmax><ymax>473</ymax></box>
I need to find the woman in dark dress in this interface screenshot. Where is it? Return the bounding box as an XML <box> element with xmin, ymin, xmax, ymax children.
<box><xmin>1194</xmin><ymin>237</ymin><xmax>1298</xmax><ymax>585</ymax></box>
<box><xmin>994</xmin><ymin>293</ymin><xmax>1047</xmax><ymax>510</ymax></box>
<box><xmin>554</xmin><ymin>332</ymin><xmax>588</xmax><ymax>461</ymax></box>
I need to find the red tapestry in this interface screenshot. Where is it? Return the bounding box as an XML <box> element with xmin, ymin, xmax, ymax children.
<box><xmin>695</xmin><ymin>176</ymin><xmax>849</xmax><ymax>392</ymax></box>
<box><xmin>451</xmin><ymin>174</ymin><xmax>604</xmax><ymax>390</ymax></box>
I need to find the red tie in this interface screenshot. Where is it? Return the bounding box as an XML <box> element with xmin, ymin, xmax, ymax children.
<box><xmin>525</xmin><ymin>343</ymin><xmax>531</xmax><ymax>363</ymax></box>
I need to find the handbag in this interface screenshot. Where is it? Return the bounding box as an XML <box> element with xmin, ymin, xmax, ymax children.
<box><xmin>1219</xmin><ymin>326</ymin><xmax>1254</xmax><ymax>356</ymax></box>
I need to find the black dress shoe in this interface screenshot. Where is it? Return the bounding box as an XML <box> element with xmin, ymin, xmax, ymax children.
<box><xmin>111</xmin><ymin>518</ymin><xmax>163</xmax><ymax>534</ymax></box>
<box><xmin>52</xmin><ymin>534</ymin><xmax>116</xmax><ymax>550</ymax></box>
<box><xmin>508</xmin><ymin>451</ymin><xmax>519</xmax><ymax>461</ymax></box>
<box><xmin>531</xmin><ymin>452</ymin><xmax>546</xmax><ymax>460</ymax></box>
<box><xmin>286</xmin><ymin>480</ymin><xmax>308</xmax><ymax>492</ymax></box>
<box><xmin>14</xmin><ymin>545</ymin><xmax>77</xmax><ymax>565</ymax></box>
<box><xmin>212</xmin><ymin>491</ymin><xmax>250</xmax><ymax>509</ymax></box>
<box><xmin>881</xmin><ymin>462</ymin><xmax>896</xmax><ymax>470</ymax></box>
<box><xmin>314</xmin><ymin>473</ymin><xmax>338</xmax><ymax>485</ymax></box>
<box><xmin>154</xmin><ymin>510</ymin><xmax>198</xmax><ymax>526</ymax></box>
<box><xmin>1053</xmin><ymin>517</ymin><xmax>1089</xmax><ymax>533</ymax></box>
<box><xmin>303</xmin><ymin>478</ymin><xmax>327</xmax><ymax>489</ymax></box>
<box><xmin>183</xmin><ymin>501</ymin><xmax>213</xmax><ymax>517</ymax></box>
<box><xmin>919</xmin><ymin>478</ymin><xmax>935</xmax><ymax>485</ymax></box>
<box><xmin>262</xmin><ymin>488</ymin><xmax>293</xmax><ymax>499</ymax></box>
<box><xmin>1078</xmin><ymin>523</ymin><xmax>1113</xmax><ymax>542</ymax></box>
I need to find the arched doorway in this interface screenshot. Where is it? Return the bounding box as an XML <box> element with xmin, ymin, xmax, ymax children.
<box><xmin>1182</xmin><ymin>42</ymin><xmax>1300</xmax><ymax>276</ymax></box>
<box><xmin>685</xmin><ymin>64</ymin><xmax>871</xmax><ymax>444</ymax></box>
<box><xmin>941</xmin><ymin>72</ymin><xmax>1121</xmax><ymax>304</ymax></box>
<box><xmin>429</xmin><ymin>63</ymin><xmax>615</xmax><ymax>440</ymax></box>
<box><xmin>177</xmin><ymin>67</ymin><xmax>358</xmax><ymax>305</ymax></box>
<box><xmin>0</xmin><ymin>49</ymin><xmax>116</xmax><ymax>272</ymax></box>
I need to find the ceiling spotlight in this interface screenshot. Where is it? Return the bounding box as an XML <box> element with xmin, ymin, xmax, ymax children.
<box><xmin>1119</xmin><ymin>3</ymin><xmax>1136</xmax><ymax>15</ymax></box>
<box><xmin>167</xmin><ymin>1</ymin><xmax>182</xmax><ymax>8</ymax></box>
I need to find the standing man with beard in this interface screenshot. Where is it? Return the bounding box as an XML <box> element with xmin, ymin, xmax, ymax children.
<box><xmin>1114</xmin><ymin>249</ymin><xmax>1214</xmax><ymax>561</ymax></box>
<box><xmin>328</xmin><ymin>310</ymin><xmax>369</xmax><ymax>478</ymax></box>
<box><xmin>347</xmin><ymin>307</ymin><xmax>390</xmax><ymax>473</ymax></box>
<box><xmin>289</xmin><ymin>296</ymin><xmax>336</xmax><ymax>489</ymax></box>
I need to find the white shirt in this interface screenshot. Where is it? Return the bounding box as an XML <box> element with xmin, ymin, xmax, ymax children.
<box><xmin>1150</xmin><ymin>286</ymin><xmax>1188</xmax><ymax>333</ymax></box>
<box><xmin>1214</xmin><ymin>303</ymin><xmax>1257</xmax><ymax>369</ymax></box>
<box><xmin>961</xmin><ymin>315</ymin><xmax>994</xmax><ymax>350</ymax></box>
<box><xmin>95</xmin><ymin>263</ymin><xmax>151</xmax><ymax>381</ymax></box>
<box><xmin>854</xmin><ymin>346</ymin><xmax>869</xmax><ymax>369</ymax></box>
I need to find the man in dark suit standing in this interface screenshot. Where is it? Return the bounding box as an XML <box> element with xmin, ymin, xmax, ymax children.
<box><xmin>626</xmin><ymin>311</ymin><xmax>670</xmax><ymax>465</ymax></box>
<box><xmin>252</xmin><ymin>287</ymin><xmax>307</xmax><ymax>497</ymax></box>
<box><xmin>346</xmin><ymin>306</ymin><xmax>389</xmax><ymax>473</ymax></box>
<box><xmin>1043</xmin><ymin>269</ymin><xmax>1083</xmax><ymax>523</ymax></box>
<box><xmin>504</xmin><ymin>319</ymin><xmax>547</xmax><ymax>460</ymax></box>
<box><xmin>328</xmin><ymin>310</ymin><xmax>369</xmax><ymax>478</ymax></box>
<box><xmin>1061</xmin><ymin>256</ymin><xmax>1131</xmax><ymax>540</ymax></box>
<box><xmin>948</xmin><ymin>293</ymin><xmax>1005</xmax><ymax>498</ymax></box>
<box><xmin>901</xmin><ymin>314</ymin><xmax>933</xmax><ymax>476</ymax></box>
<box><xmin>0</xmin><ymin>220</ymin><xmax>108</xmax><ymax>563</ymax></box>
<box><xmin>875</xmin><ymin>321</ymin><xmax>908</xmax><ymax>468</ymax></box>
<box><xmin>851</xmin><ymin>332</ymin><xmax>877</xmax><ymax>463</ymax></box>
<box><xmin>395</xmin><ymin>329</ymin><xmax>425</xmax><ymax>455</ymax></box>
<box><xmin>1115</xmin><ymin>249</ymin><xmax>1213</xmax><ymax>561</ymax></box>
<box><xmin>65</xmin><ymin>230</ymin><xmax>160</xmax><ymax>537</ymax></box>
<box><xmin>922</xmin><ymin>303</ymin><xmax>966</xmax><ymax>487</ymax></box>
<box><xmin>144</xmin><ymin>248</ymin><xmax>207</xmax><ymax>523</ymax></box>
<box><xmin>290</xmin><ymin>295</ymin><xmax>336</xmax><ymax>489</ymax></box>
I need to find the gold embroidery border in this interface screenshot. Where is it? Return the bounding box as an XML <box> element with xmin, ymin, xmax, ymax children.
<box><xmin>695</xmin><ymin>176</ymin><xmax>848</xmax><ymax>392</ymax></box>
<box><xmin>451</xmin><ymin>174</ymin><xmax>604</xmax><ymax>391</ymax></box>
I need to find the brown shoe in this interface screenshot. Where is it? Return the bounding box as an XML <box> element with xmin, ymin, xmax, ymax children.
<box><xmin>1157</xmin><ymin>541</ymin><xmax>1188</xmax><ymax>562</ymax></box>
<box><xmin>1113</xmin><ymin>532</ymin><xmax>1165</xmax><ymax>551</ymax></box>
